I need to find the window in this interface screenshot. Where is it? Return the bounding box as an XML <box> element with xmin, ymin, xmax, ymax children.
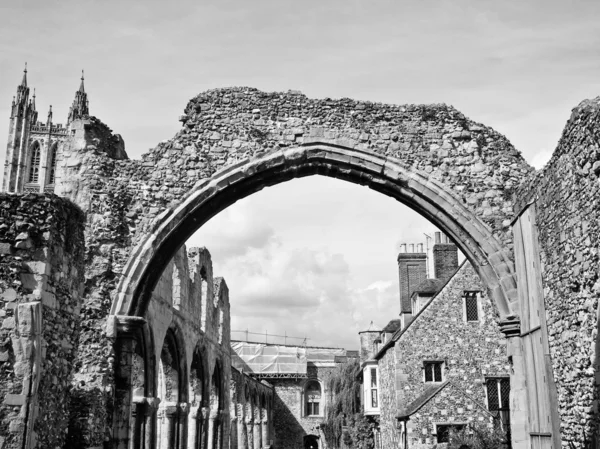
<box><xmin>370</xmin><ymin>368</ymin><xmax>378</xmax><ymax>408</ymax></box>
<box><xmin>48</xmin><ymin>143</ymin><xmax>58</xmax><ymax>184</ymax></box>
<box><xmin>464</xmin><ymin>291</ymin><xmax>479</xmax><ymax>322</ymax></box>
<box><xmin>424</xmin><ymin>361</ymin><xmax>443</xmax><ymax>382</ymax></box>
<box><xmin>28</xmin><ymin>142</ymin><xmax>41</xmax><ymax>183</ymax></box>
<box><xmin>486</xmin><ymin>377</ymin><xmax>510</xmax><ymax>432</ymax></box>
<box><xmin>436</xmin><ymin>424</ymin><xmax>465</xmax><ymax>443</ymax></box>
<box><xmin>305</xmin><ymin>381</ymin><xmax>321</xmax><ymax>416</ymax></box>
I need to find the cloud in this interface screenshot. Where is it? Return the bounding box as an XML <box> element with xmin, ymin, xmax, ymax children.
<box><xmin>187</xmin><ymin>203</ymin><xmax>275</xmax><ymax>259</ymax></box>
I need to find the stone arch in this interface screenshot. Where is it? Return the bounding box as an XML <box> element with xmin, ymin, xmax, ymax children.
<box><xmin>157</xmin><ymin>326</ymin><xmax>187</xmax><ymax>449</ymax></box>
<box><xmin>189</xmin><ymin>345</ymin><xmax>207</xmax><ymax>449</ymax></box>
<box><xmin>112</xmin><ymin>144</ymin><xmax>519</xmax><ymax>326</ymax></box>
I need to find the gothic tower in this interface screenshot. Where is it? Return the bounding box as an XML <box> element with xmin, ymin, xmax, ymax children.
<box><xmin>3</xmin><ymin>65</ymin><xmax>38</xmax><ymax>192</ymax></box>
<box><xmin>2</xmin><ymin>68</ymin><xmax>91</xmax><ymax>194</ymax></box>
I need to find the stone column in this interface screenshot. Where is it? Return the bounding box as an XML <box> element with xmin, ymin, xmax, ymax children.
<box><xmin>179</xmin><ymin>403</ymin><xmax>190</xmax><ymax>449</ymax></box>
<box><xmin>230</xmin><ymin>415</ymin><xmax>238</xmax><ymax>449</ymax></box>
<box><xmin>144</xmin><ymin>397</ymin><xmax>161</xmax><ymax>449</ymax></box>
<box><xmin>159</xmin><ymin>403</ymin><xmax>179</xmax><ymax>449</ymax></box>
<box><xmin>261</xmin><ymin>418</ymin><xmax>268</xmax><ymax>449</ymax></box>
<box><xmin>189</xmin><ymin>406</ymin><xmax>201</xmax><ymax>449</ymax></box>
<box><xmin>500</xmin><ymin>318</ymin><xmax>528</xmax><ymax>449</ymax></box>
<box><xmin>112</xmin><ymin>316</ymin><xmax>146</xmax><ymax>449</ymax></box>
<box><xmin>253</xmin><ymin>419</ymin><xmax>261</xmax><ymax>449</ymax></box>
<box><xmin>237</xmin><ymin>404</ymin><xmax>247</xmax><ymax>449</ymax></box>
<box><xmin>207</xmin><ymin>410</ymin><xmax>219</xmax><ymax>449</ymax></box>
<box><xmin>245</xmin><ymin>417</ymin><xmax>254</xmax><ymax>449</ymax></box>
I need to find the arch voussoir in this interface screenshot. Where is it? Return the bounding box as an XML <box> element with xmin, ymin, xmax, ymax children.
<box><xmin>113</xmin><ymin>143</ymin><xmax>518</xmax><ymax>323</ymax></box>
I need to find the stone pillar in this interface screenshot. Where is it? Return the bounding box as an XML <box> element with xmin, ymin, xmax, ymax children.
<box><xmin>230</xmin><ymin>415</ymin><xmax>238</xmax><ymax>449</ymax></box>
<box><xmin>189</xmin><ymin>406</ymin><xmax>201</xmax><ymax>449</ymax></box>
<box><xmin>261</xmin><ymin>418</ymin><xmax>268</xmax><ymax>449</ymax></box>
<box><xmin>500</xmin><ymin>319</ymin><xmax>528</xmax><ymax>449</ymax></box>
<box><xmin>144</xmin><ymin>397</ymin><xmax>161</xmax><ymax>449</ymax></box>
<box><xmin>159</xmin><ymin>403</ymin><xmax>179</xmax><ymax>449</ymax></box>
<box><xmin>245</xmin><ymin>418</ymin><xmax>254</xmax><ymax>449</ymax></box>
<box><xmin>179</xmin><ymin>403</ymin><xmax>189</xmax><ymax>449</ymax></box>
<box><xmin>237</xmin><ymin>404</ymin><xmax>247</xmax><ymax>449</ymax></box>
<box><xmin>112</xmin><ymin>316</ymin><xmax>146</xmax><ymax>449</ymax></box>
<box><xmin>253</xmin><ymin>421</ymin><xmax>261</xmax><ymax>449</ymax></box>
<box><xmin>207</xmin><ymin>410</ymin><xmax>219</xmax><ymax>449</ymax></box>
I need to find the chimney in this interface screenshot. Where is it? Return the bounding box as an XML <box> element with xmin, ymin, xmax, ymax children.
<box><xmin>433</xmin><ymin>232</ymin><xmax>458</xmax><ymax>282</ymax></box>
<box><xmin>397</xmin><ymin>244</ymin><xmax>427</xmax><ymax>315</ymax></box>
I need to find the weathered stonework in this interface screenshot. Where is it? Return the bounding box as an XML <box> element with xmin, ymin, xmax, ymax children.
<box><xmin>0</xmin><ymin>194</ymin><xmax>85</xmax><ymax>449</ymax></box>
<box><xmin>376</xmin><ymin>262</ymin><xmax>509</xmax><ymax>447</ymax></box>
<box><xmin>2</xmin><ymin>71</ymin><xmax>600</xmax><ymax>448</ymax></box>
<box><xmin>513</xmin><ymin>97</ymin><xmax>600</xmax><ymax>446</ymax></box>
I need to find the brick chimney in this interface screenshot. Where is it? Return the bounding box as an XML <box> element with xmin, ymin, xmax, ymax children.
<box><xmin>433</xmin><ymin>232</ymin><xmax>458</xmax><ymax>282</ymax></box>
<box><xmin>397</xmin><ymin>243</ymin><xmax>427</xmax><ymax>315</ymax></box>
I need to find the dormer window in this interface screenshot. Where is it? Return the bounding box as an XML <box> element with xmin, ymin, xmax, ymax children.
<box><xmin>424</xmin><ymin>361</ymin><xmax>444</xmax><ymax>383</ymax></box>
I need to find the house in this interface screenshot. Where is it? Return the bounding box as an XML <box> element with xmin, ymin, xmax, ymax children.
<box><xmin>360</xmin><ymin>233</ymin><xmax>511</xmax><ymax>448</ymax></box>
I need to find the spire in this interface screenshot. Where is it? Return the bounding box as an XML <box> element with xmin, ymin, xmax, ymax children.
<box><xmin>21</xmin><ymin>62</ymin><xmax>27</xmax><ymax>87</ymax></box>
<box><xmin>32</xmin><ymin>88</ymin><xmax>36</xmax><ymax>110</ymax></box>
<box><xmin>67</xmin><ymin>70</ymin><xmax>89</xmax><ymax>124</ymax></box>
<box><xmin>47</xmin><ymin>105</ymin><xmax>53</xmax><ymax>125</ymax></box>
<box><xmin>79</xmin><ymin>69</ymin><xmax>85</xmax><ymax>93</ymax></box>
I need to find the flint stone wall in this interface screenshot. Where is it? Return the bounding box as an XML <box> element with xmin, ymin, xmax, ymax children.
<box><xmin>378</xmin><ymin>262</ymin><xmax>509</xmax><ymax>448</ymax></box>
<box><xmin>514</xmin><ymin>97</ymin><xmax>600</xmax><ymax>446</ymax></box>
<box><xmin>51</xmin><ymin>87</ymin><xmax>530</xmax><ymax>446</ymax></box>
<box><xmin>0</xmin><ymin>194</ymin><xmax>85</xmax><ymax>449</ymax></box>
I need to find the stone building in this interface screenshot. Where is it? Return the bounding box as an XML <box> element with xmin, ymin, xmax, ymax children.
<box><xmin>360</xmin><ymin>234</ymin><xmax>510</xmax><ymax>447</ymax></box>
<box><xmin>2</xmin><ymin>68</ymin><xmax>599</xmax><ymax>447</ymax></box>
<box><xmin>231</xmin><ymin>341</ymin><xmax>358</xmax><ymax>449</ymax></box>
<box><xmin>3</xmin><ymin>67</ymin><xmax>126</xmax><ymax>197</ymax></box>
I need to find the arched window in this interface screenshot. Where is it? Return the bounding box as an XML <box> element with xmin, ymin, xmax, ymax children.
<box><xmin>48</xmin><ymin>143</ymin><xmax>58</xmax><ymax>185</ymax></box>
<box><xmin>28</xmin><ymin>141</ymin><xmax>41</xmax><ymax>183</ymax></box>
<box><xmin>305</xmin><ymin>380</ymin><xmax>321</xmax><ymax>416</ymax></box>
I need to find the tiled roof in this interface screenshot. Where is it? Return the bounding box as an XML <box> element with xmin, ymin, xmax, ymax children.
<box><xmin>396</xmin><ymin>381</ymin><xmax>449</xmax><ymax>419</ymax></box>
<box><xmin>411</xmin><ymin>278</ymin><xmax>444</xmax><ymax>295</ymax></box>
<box><xmin>382</xmin><ymin>319</ymin><xmax>401</xmax><ymax>333</ymax></box>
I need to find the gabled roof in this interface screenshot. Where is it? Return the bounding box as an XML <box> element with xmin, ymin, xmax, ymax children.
<box><xmin>396</xmin><ymin>381</ymin><xmax>449</xmax><ymax>419</ymax></box>
<box><xmin>396</xmin><ymin>380</ymin><xmax>496</xmax><ymax>420</ymax></box>
<box><xmin>374</xmin><ymin>259</ymin><xmax>469</xmax><ymax>360</ymax></box>
<box><xmin>411</xmin><ymin>278</ymin><xmax>444</xmax><ymax>296</ymax></box>
<box><xmin>382</xmin><ymin>319</ymin><xmax>401</xmax><ymax>333</ymax></box>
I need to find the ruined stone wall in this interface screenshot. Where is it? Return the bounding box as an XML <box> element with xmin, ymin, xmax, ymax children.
<box><xmin>513</xmin><ymin>97</ymin><xmax>600</xmax><ymax>446</ymax></box>
<box><xmin>0</xmin><ymin>194</ymin><xmax>85</xmax><ymax>449</ymax></box>
<box><xmin>230</xmin><ymin>368</ymin><xmax>274</xmax><ymax>449</ymax></box>
<box><xmin>55</xmin><ymin>87</ymin><xmax>531</xmax><ymax>446</ymax></box>
<box><xmin>377</xmin><ymin>262</ymin><xmax>509</xmax><ymax>448</ymax></box>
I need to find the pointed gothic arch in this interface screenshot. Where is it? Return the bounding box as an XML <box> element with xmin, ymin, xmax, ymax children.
<box><xmin>47</xmin><ymin>141</ymin><xmax>59</xmax><ymax>185</ymax></box>
<box><xmin>112</xmin><ymin>143</ymin><xmax>519</xmax><ymax>325</ymax></box>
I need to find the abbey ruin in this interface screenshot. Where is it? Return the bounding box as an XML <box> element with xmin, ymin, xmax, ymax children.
<box><xmin>1</xmin><ymin>67</ymin><xmax>599</xmax><ymax>448</ymax></box>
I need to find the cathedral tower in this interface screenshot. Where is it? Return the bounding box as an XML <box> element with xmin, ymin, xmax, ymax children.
<box><xmin>3</xmin><ymin>65</ymin><xmax>38</xmax><ymax>192</ymax></box>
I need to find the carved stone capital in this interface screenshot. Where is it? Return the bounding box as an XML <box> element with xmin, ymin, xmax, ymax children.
<box><xmin>113</xmin><ymin>315</ymin><xmax>146</xmax><ymax>340</ymax></box>
<box><xmin>179</xmin><ymin>402</ymin><xmax>190</xmax><ymax>415</ymax></box>
<box><xmin>498</xmin><ymin>316</ymin><xmax>521</xmax><ymax>337</ymax></box>
<box><xmin>159</xmin><ymin>402</ymin><xmax>179</xmax><ymax>417</ymax></box>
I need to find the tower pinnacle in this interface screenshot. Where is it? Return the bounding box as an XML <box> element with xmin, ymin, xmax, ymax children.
<box><xmin>21</xmin><ymin>63</ymin><xmax>27</xmax><ymax>87</ymax></box>
<box><xmin>67</xmin><ymin>70</ymin><xmax>89</xmax><ymax>123</ymax></box>
<box><xmin>79</xmin><ymin>70</ymin><xmax>85</xmax><ymax>93</ymax></box>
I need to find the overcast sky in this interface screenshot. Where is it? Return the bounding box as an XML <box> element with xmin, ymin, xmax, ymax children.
<box><xmin>2</xmin><ymin>0</ymin><xmax>599</xmax><ymax>348</ymax></box>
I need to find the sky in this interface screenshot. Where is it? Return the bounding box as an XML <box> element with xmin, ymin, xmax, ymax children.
<box><xmin>1</xmin><ymin>0</ymin><xmax>599</xmax><ymax>348</ymax></box>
